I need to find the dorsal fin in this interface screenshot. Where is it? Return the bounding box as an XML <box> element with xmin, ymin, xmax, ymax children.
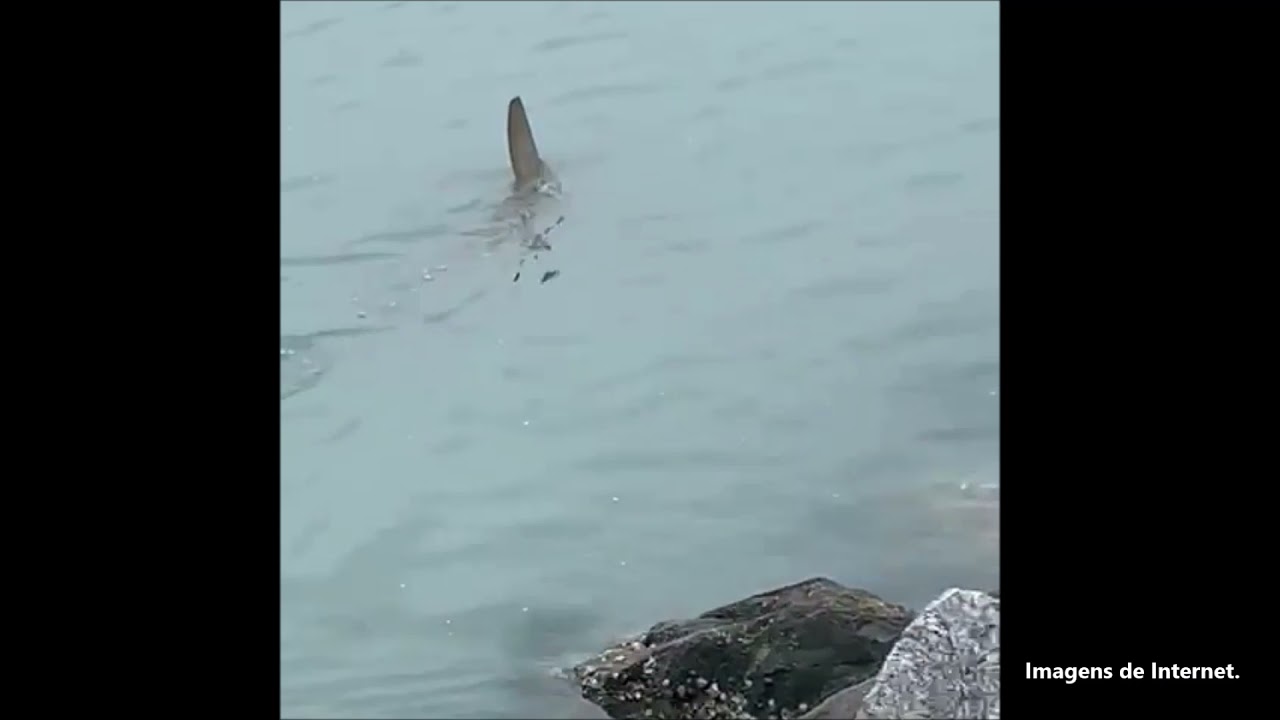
<box><xmin>506</xmin><ymin>96</ymin><xmax>544</xmax><ymax>191</ymax></box>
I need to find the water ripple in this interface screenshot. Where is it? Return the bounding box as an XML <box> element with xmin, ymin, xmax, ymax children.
<box><xmin>739</xmin><ymin>220</ymin><xmax>823</xmax><ymax>246</ymax></box>
<box><xmin>915</xmin><ymin>424</ymin><xmax>999</xmax><ymax>446</ymax></box>
<box><xmin>280</xmin><ymin>326</ymin><xmax>392</xmax><ymax>402</ymax></box>
<box><xmin>874</xmin><ymin>292</ymin><xmax>997</xmax><ymax>349</ymax></box>
<box><xmin>789</xmin><ymin>273</ymin><xmax>898</xmax><ymax>302</ymax></box>
<box><xmin>284</xmin><ymin>17</ymin><xmax>341</xmax><ymax>40</ymax></box>
<box><xmin>321</xmin><ymin>418</ymin><xmax>362</xmax><ymax>445</ymax></box>
<box><xmin>551</xmin><ymin>82</ymin><xmax>660</xmax><ymax>106</ymax></box>
<box><xmin>583</xmin><ymin>353</ymin><xmax>731</xmax><ymax>394</ymax></box>
<box><xmin>715</xmin><ymin>57</ymin><xmax>836</xmax><ymax>92</ymax></box>
<box><xmin>382</xmin><ymin>49</ymin><xmax>422</xmax><ymax>68</ymax></box>
<box><xmin>531</xmin><ymin>30</ymin><xmax>627</xmax><ymax>54</ymax></box>
<box><xmin>280</xmin><ymin>252</ymin><xmax>401</xmax><ymax>268</ymax></box>
<box><xmin>280</xmin><ymin>173</ymin><xmax>334</xmax><ymax>194</ymax></box>
<box><xmin>570</xmin><ymin>448</ymin><xmax>789</xmax><ymax>473</ymax></box>
<box><xmin>905</xmin><ymin>170</ymin><xmax>966</xmax><ymax>192</ymax></box>
<box><xmin>890</xmin><ymin>358</ymin><xmax>1000</xmax><ymax>397</ymax></box>
<box><xmin>423</xmin><ymin>289</ymin><xmax>487</xmax><ymax>325</ymax></box>
<box><xmin>959</xmin><ymin>116</ymin><xmax>1000</xmax><ymax>135</ymax></box>
<box><xmin>348</xmin><ymin>224</ymin><xmax>452</xmax><ymax>247</ymax></box>
<box><xmin>660</xmin><ymin>237</ymin><xmax>712</xmax><ymax>256</ymax></box>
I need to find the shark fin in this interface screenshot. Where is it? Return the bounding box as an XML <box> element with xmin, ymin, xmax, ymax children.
<box><xmin>507</xmin><ymin>96</ymin><xmax>544</xmax><ymax>192</ymax></box>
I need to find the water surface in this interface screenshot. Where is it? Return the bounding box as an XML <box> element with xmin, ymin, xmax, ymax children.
<box><xmin>281</xmin><ymin>2</ymin><xmax>999</xmax><ymax>717</ymax></box>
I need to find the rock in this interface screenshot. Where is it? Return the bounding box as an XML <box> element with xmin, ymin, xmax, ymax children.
<box><xmin>565</xmin><ymin>696</ymin><xmax>615</xmax><ymax>719</ymax></box>
<box><xmin>798</xmin><ymin>678</ymin><xmax>875</xmax><ymax>719</ymax></box>
<box><xmin>854</xmin><ymin>588</ymin><xmax>1000</xmax><ymax>719</ymax></box>
<box><xmin>572</xmin><ymin>577</ymin><xmax>914</xmax><ymax>720</ymax></box>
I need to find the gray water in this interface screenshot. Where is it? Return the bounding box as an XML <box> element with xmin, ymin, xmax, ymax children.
<box><xmin>280</xmin><ymin>1</ymin><xmax>999</xmax><ymax>717</ymax></box>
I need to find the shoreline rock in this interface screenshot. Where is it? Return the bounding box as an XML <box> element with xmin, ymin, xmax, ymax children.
<box><xmin>854</xmin><ymin>588</ymin><xmax>999</xmax><ymax>719</ymax></box>
<box><xmin>568</xmin><ymin>578</ymin><xmax>999</xmax><ymax>720</ymax></box>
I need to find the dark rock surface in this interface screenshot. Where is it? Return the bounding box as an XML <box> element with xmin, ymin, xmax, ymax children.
<box><xmin>571</xmin><ymin>577</ymin><xmax>914</xmax><ymax>720</ymax></box>
<box><xmin>796</xmin><ymin>677</ymin><xmax>874</xmax><ymax>719</ymax></box>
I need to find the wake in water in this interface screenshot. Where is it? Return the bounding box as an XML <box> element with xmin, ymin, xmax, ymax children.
<box><xmin>280</xmin><ymin>96</ymin><xmax>570</xmax><ymax>402</ymax></box>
